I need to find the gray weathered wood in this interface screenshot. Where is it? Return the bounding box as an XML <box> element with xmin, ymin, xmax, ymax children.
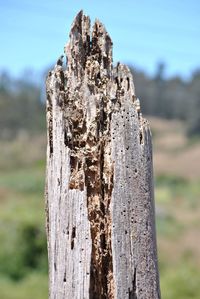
<box><xmin>45</xmin><ymin>10</ymin><xmax>161</xmax><ymax>299</ymax></box>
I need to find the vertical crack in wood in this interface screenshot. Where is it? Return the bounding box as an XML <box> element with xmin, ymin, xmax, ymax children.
<box><xmin>63</xmin><ymin>11</ymin><xmax>115</xmax><ymax>298</ymax></box>
<box><xmin>46</xmin><ymin>73</ymin><xmax>53</xmax><ymax>156</ymax></box>
<box><xmin>85</xmin><ymin>90</ymin><xmax>114</xmax><ymax>299</ymax></box>
<box><xmin>128</xmin><ymin>268</ymin><xmax>137</xmax><ymax>299</ymax></box>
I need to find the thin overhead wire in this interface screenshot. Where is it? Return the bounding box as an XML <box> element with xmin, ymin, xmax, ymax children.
<box><xmin>1</xmin><ymin>0</ymin><xmax>199</xmax><ymax>38</ymax></box>
<box><xmin>1</xmin><ymin>1</ymin><xmax>199</xmax><ymax>65</ymax></box>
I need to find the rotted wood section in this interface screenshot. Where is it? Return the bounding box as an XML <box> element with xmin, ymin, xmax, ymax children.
<box><xmin>45</xmin><ymin>10</ymin><xmax>161</xmax><ymax>299</ymax></box>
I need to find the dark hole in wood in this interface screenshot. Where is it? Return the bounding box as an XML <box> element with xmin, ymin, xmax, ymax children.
<box><xmin>71</xmin><ymin>227</ymin><xmax>76</xmax><ymax>250</ymax></box>
<box><xmin>139</xmin><ymin>132</ymin><xmax>143</xmax><ymax>144</ymax></box>
<box><xmin>127</xmin><ymin>77</ymin><xmax>130</xmax><ymax>90</ymax></box>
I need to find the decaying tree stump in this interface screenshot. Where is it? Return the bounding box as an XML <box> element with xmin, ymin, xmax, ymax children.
<box><xmin>45</xmin><ymin>10</ymin><xmax>161</xmax><ymax>299</ymax></box>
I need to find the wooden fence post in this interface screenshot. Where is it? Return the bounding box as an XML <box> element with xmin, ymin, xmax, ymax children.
<box><xmin>45</xmin><ymin>10</ymin><xmax>161</xmax><ymax>299</ymax></box>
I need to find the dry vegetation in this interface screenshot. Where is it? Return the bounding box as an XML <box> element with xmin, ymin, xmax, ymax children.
<box><xmin>150</xmin><ymin>117</ymin><xmax>200</xmax><ymax>179</ymax></box>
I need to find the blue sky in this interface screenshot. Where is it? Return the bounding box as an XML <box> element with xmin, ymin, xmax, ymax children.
<box><xmin>0</xmin><ymin>0</ymin><xmax>199</xmax><ymax>78</ymax></box>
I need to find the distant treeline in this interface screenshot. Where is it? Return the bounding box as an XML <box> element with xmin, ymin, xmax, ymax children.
<box><xmin>131</xmin><ymin>63</ymin><xmax>200</xmax><ymax>137</ymax></box>
<box><xmin>0</xmin><ymin>71</ymin><xmax>45</xmax><ymax>139</ymax></box>
<box><xmin>0</xmin><ymin>64</ymin><xmax>200</xmax><ymax>139</ymax></box>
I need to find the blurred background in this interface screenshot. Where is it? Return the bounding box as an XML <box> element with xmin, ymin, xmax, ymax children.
<box><xmin>0</xmin><ymin>1</ymin><xmax>200</xmax><ymax>298</ymax></box>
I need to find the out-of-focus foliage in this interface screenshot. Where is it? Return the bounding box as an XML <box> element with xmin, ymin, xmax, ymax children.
<box><xmin>130</xmin><ymin>64</ymin><xmax>200</xmax><ymax>136</ymax></box>
<box><xmin>0</xmin><ymin>71</ymin><xmax>45</xmax><ymax>140</ymax></box>
<box><xmin>0</xmin><ymin>164</ymin><xmax>48</xmax><ymax>298</ymax></box>
<box><xmin>0</xmin><ymin>165</ymin><xmax>47</xmax><ymax>281</ymax></box>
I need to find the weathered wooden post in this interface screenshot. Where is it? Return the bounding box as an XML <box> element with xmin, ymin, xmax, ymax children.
<box><xmin>45</xmin><ymin>10</ymin><xmax>160</xmax><ymax>299</ymax></box>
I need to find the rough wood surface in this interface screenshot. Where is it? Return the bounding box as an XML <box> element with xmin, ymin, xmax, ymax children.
<box><xmin>45</xmin><ymin>10</ymin><xmax>161</xmax><ymax>299</ymax></box>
